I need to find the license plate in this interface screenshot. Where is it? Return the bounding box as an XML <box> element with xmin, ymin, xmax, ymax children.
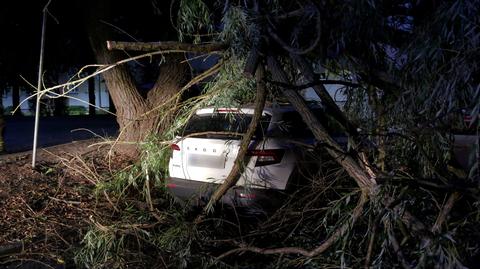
<box><xmin>188</xmin><ymin>154</ymin><xmax>225</xmax><ymax>168</ymax></box>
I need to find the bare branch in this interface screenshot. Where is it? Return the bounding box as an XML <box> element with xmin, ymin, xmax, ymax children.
<box><xmin>106</xmin><ymin>41</ymin><xmax>228</xmax><ymax>53</ymax></box>
<box><xmin>217</xmin><ymin>193</ymin><xmax>367</xmax><ymax>259</ymax></box>
<box><xmin>384</xmin><ymin>219</ymin><xmax>412</xmax><ymax>269</ymax></box>
<box><xmin>292</xmin><ymin>54</ymin><xmax>361</xmax><ymax>137</ymax></box>
<box><xmin>275</xmin><ymin>8</ymin><xmax>305</xmax><ymax>20</ymax></box>
<box><xmin>197</xmin><ymin>63</ymin><xmax>267</xmax><ymax>220</ymax></box>
<box><xmin>243</xmin><ymin>48</ymin><xmax>260</xmax><ymax>78</ymax></box>
<box><xmin>431</xmin><ymin>192</ymin><xmax>460</xmax><ymax>234</ymax></box>
<box><xmin>266</xmin><ymin>3</ymin><xmax>321</xmax><ymax>55</ymax></box>
<box><xmin>267</xmin><ymin>56</ymin><xmax>377</xmax><ymax>192</ymax></box>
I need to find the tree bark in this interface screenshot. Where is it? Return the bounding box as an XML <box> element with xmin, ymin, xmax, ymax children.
<box><xmin>431</xmin><ymin>192</ymin><xmax>460</xmax><ymax>234</ymax></box>
<box><xmin>85</xmin><ymin>1</ymin><xmax>189</xmax><ymax>155</ymax></box>
<box><xmin>217</xmin><ymin>193</ymin><xmax>368</xmax><ymax>259</ymax></box>
<box><xmin>0</xmin><ymin>90</ymin><xmax>5</xmax><ymax>153</ymax></box>
<box><xmin>12</xmin><ymin>83</ymin><xmax>22</xmax><ymax>116</ymax></box>
<box><xmin>291</xmin><ymin>55</ymin><xmax>359</xmax><ymax>137</ymax></box>
<box><xmin>199</xmin><ymin>63</ymin><xmax>267</xmax><ymax>218</ymax></box>
<box><xmin>106</xmin><ymin>40</ymin><xmax>227</xmax><ymax>53</ymax></box>
<box><xmin>95</xmin><ymin>54</ymin><xmax>188</xmax><ymax>154</ymax></box>
<box><xmin>366</xmin><ymin>86</ymin><xmax>386</xmax><ymax>171</ymax></box>
<box><xmin>88</xmin><ymin>76</ymin><xmax>96</xmax><ymax>116</ymax></box>
<box><xmin>267</xmin><ymin>56</ymin><xmax>377</xmax><ymax>192</ymax></box>
<box><xmin>108</xmin><ymin>94</ymin><xmax>116</xmax><ymax>114</ymax></box>
<box><xmin>0</xmin><ymin>242</ymin><xmax>23</xmax><ymax>256</ymax></box>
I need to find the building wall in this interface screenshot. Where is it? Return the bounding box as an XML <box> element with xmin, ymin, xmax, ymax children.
<box><xmin>65</xmin><ymin>74</ymin><xmax>111</xmax><ymax>114</ymax></box>
<box><xmin>1</xmin><ymin>74</ymin><xmax>111</xmax><ymax>116</ymax></box>
<box><xmin>1</xmin><ymin>87</ymin><xmax>31</xmax><ymax>115</ymax></box>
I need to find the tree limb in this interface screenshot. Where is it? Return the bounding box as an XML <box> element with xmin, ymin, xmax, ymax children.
<box><xmin>217</xmin><ymin>192</ymin><xmax>367</xmax><ymax>259</ymax></box>
<box><xmin>365</xmin><ymin>187</ymin><xmax>408</xmax><ymax>268</ymax></box>
<box><xmin>196</xmin><ymin>63</ymin><xmax>267</xmax><ymax>220</ymax></box>
<box><xmin>106</xmin><ymin>41</ymin><xmax>227</xmax><ymax>53</ymax></box>
<box><xmin>291</xmin><ymin>55</ymin><xmax>360</xmax><ymax>138</ymax></box>
<box><xmin>243</xmin><ymin>48</ymin><xmax>260</xmax><ymax>78</ymax></box>
<box><xmin>266</xmin><ymin>3</ymin><xmax>321</xmax><ymax>55</ymax></box>
<box><xmin>275</xmin><ymin>8</ymin><xmax>305</xmax><ymax>20</ymax></box>
<box><xmin>431</xmin><ymin>192</ymin><xmax>460</xmax><ymax>234</ymax></box>
<box><xmin>384</xmin><ymin>219</ymin><xmax>413</xmax><ymax>269</ymax></box>
<box><xmin>267</xmin><ymin>56</ymin><xmax>377</xmax><ymax>192</ymax></box>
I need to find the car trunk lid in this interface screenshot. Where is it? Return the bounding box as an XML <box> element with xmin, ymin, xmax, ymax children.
<box><xmin>169</xmin><ymin>111</ymin><xmax>271</xmax><ymax>184</ymax></box>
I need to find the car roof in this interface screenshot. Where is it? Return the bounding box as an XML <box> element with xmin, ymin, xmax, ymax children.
<box><xmin>195</xmin><ymin>102</ymin><xmax>322</xmax><ymax>116</ymax></box>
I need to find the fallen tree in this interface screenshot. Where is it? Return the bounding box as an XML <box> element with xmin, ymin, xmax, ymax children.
<box><xmin>70</xmin><ymin>0</ymin><xmax>479</xmax><ymax>268</ymax></box>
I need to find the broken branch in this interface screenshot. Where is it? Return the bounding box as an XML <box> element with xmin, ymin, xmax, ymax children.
<box><xmin>384</xmin><ymin>219</ymin><xmax>413</xmax><ymax>269</ymax></box>
<box><xmin>291</xmin><ymin>54</ymin><xmax>360</xmax><ymax>137</ymax></box>
<box><xmin>197</xmin><ymin>62</ymin><xmax>267</xmax><ymax>219</ymax></box>
<box><xmin>267</xmin><ymin>56</ymin><xmax>377</xmax><ymax>192</ymax></box>
<box><xmin>431</xmin><ymin>192</ymin><xmax>460</xmax><ymax>234</ymax></box>
<box><xmin>106</xmin><ymin>41</ymin><xmax>227</xmax><ymax>53</ymax></box>
<box><xmin>217</xmin><ymin>193</ymin><xmax>367</xmax><ymax>259</ymax></box>
<box><xmin>243</xmin><ymin>48</ymin><xmax>260</xmax><ymax>78</ymax></box>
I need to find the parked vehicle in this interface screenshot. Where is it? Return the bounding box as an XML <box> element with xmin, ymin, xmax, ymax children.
<box><xmin>166</xmin><ymin>104</ymin><xmax>344</xmax><ymax>211</ymax></box>
<box><xmin>453</xmin><ymin>110</ymin><xmax>479</xmax><ymax>170</ymax></box>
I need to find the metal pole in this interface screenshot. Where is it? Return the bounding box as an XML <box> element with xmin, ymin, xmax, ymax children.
<box><xmin>32</xmin><ymin>9</ymin><xmax>48</xmax><ymax>169</ymax></box>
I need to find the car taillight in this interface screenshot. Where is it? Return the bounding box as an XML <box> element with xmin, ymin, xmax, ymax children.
<box><xmin>171</xmin><ymin>144</ymin><xmax>180</xmax><ymax>151</ymax></box>
<box><xmin>238</xmin><ymin>192</ymin><xmax>256</xmax><ymax>199</ymax></box>
<box><xmin>246</xmin><ymin>149</ymin><xmax>285</xmax><ymax>166</ymax></box>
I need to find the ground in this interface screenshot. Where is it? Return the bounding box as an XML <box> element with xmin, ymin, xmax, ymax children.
<box><xmin>0</xmin><ymin>140</ymin><xmax>132</xmax><ymax>268</ymax></box>
<box><xmin>1</xmin><ymin>137</ymin><xmax>478</xmax><ymax>268</ymax></box>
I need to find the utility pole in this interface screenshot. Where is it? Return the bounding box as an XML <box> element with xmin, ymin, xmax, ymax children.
<box><xmin>32</xmin><ymin>2</ymin><xmax>50</xmax><ymax>168</ymax></box>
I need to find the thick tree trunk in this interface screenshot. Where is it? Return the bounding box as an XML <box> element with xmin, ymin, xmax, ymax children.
<box><xmin>88</xmin><ymin>76</ymin><xmax>96</xmax><ymax>116</ymax></box>
<box><xmin>85</xmin><ymin>0</ymin><xmax>189</xmax><ymax>155</ymax></box>
<box><xmin>108</xmin><ymin>94</ymin><xmax>116</xmax><ymax>114</ymax></box>
<box><xmin>267</xmin><ymin>56</ymin><xmax>377</xmax><ymax>192</ymax></box>
<box><xmin>106</xmin><ymin>41</ymin><xmax>227</xmax><ymax>53</ymax></box>
<box><xmin>0</xmin><ymin>90</ymin><xmax>5</xmax><ymax>153</ymax></box>
<box><xmin>96</xmin><ymin>53</ymin><xmax>187</xmax><ymax>150</ymax></box>
<box><xmin>12</xmin><ymin>83</ymin><xmax>21</xmax><ymax>116</ymax></box>
<box><xmin>53</xmin><ymin>94</ymin><xmax>68</xmax><ymax>116</ymax></box>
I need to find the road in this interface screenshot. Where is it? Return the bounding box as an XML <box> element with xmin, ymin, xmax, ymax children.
<box><xmin>3</xmin><ymin>115</ymin><xmax>118</xmax><ymax>153</ymax></box>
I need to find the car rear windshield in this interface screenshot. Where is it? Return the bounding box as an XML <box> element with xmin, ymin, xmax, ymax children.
<box><xmin>179</xmin><ymin>113</ymin><xmax>271</xmax><ymax>139</ymax></box>
<box><xmin>271</xmin><ymin>109</ymin><xmax>345</xmax><ymax>138</ymax></box>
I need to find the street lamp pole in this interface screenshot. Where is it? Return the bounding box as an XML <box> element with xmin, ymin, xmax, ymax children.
<box><xmin>32</xmin><ymin>5</ymin><xmax>48</xmax><ymax>169</ymax></box>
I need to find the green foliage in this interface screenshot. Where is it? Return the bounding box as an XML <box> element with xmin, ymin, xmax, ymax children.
<box><xmin>77</xmin><ymin>1</ymin><xmax>480</xmax><ymax>268</ymax></box>
<box><xmin>219</xmin><ymin>5</ymin><xmax>250</xmax><ymax>55</ymax></box>
<box><xmin>95</xmin><ymin>136</ymin><xmax>172</xmax><ymax>200</ymax></box>
<box><xmin>140</xmin><ymin>136</ymin><xmax>172</xmax><ymax>181</ymax></box>
<box><xmin>94</xmin><ymin>165</ymin><xmax>142</xmax><ymax>198</ymax></box>
<box><xmin>203</xmin><ymin>56</ymin><xmax>256</xmax><ymax>107</ymax></box>
<box><xmin>177</xmin><ymin>0</ymin><xmax>214</xmax><ymax>43</ymax></box>
<box><xmin>151</xmin><ymin>214</ymin><xmax>197</xmax><ymax>268</ymax></box>
<box><xmin>75</xmin><ymin>227</ymin><xmax>127</xmax><ymax>269</ymax></box>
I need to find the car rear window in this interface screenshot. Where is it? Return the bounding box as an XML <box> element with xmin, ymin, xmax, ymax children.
<box><xmin>179</xmin><ymin>113</ymin><xmax>271</xmax><ymax>139</ymax></box>
<box><xmin>271</xmin><ymin>109</ymin><xmax>345</xmax><ymax>138</ymax></box>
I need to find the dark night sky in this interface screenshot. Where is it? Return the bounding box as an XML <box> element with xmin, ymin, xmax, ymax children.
<box><xmin>0</xmin><ymin>0</ymin><xmax>177</xmax><ymax>88</ymax></box>
<box><xmin>1</xmin><ymin>1</ymin><xmax>91</xmax><ymax>86</ymax></box>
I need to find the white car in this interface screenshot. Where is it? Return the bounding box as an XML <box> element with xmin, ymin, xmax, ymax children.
<box><xmin>166</xmin><ymin>104</ymin><xmax>343</xmax><ymax>209</ymax></box>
